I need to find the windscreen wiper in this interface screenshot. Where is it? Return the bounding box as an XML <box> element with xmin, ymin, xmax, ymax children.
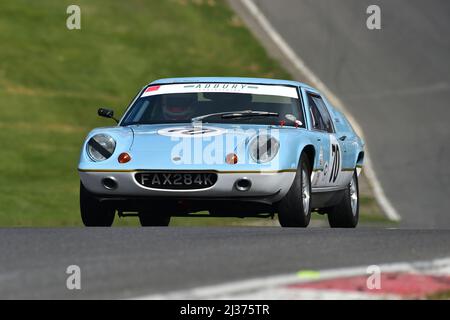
<box><xmin>222</xmin><ymin>110</ymin><xmax>279</xmax><ymax>119</ymax></box>
<box><xmin>191</xmin><ymin>110</ymin><xmax>279</xmax><ymax>123</ymax></box>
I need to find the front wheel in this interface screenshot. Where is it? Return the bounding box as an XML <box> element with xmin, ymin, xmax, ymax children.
<box><xmin>278</xmin><ymin>153</ymin><xmax>312</xmax><ymax>227</ymax></box>
<box><xmin>80</xmin><ymin>182</ymin><xmax>116</xmax><ymax>226</ymax></box>
<box><xmin>327</xmin><ymin>170</ymin><xmax>359</xmax><ymax>228</ymax></box>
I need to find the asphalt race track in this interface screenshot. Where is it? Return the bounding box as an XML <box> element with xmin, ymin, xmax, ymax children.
<box><xmin>0</xmin><ymin>228</ymin><xmax>449</xmax><ymax>299</ymax></box>
<box><xmin>1</xmin><ymin>1</ymin><xmax>450</xmax><ymax>299</ymax></box>
<box><xmin>248</xmin><ymin>0</ymin><xmax>450</xmax><ymax>228</ymax></box>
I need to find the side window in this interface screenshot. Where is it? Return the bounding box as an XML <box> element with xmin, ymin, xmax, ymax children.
<box><xmin>307</xmin><ymin>93</ymin><xmax>334</xmax><ymax>133</ymax></box>
<box><xmin>307</xmin><ymin>93</ymin><xmax>326</xmax><ymax>131</ymax></box>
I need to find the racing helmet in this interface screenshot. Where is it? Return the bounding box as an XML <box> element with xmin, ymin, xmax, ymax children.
<box><xmin>162</xmin><ymin>94</ymin><xmax>196</xmax><ymax>120</ymax></box>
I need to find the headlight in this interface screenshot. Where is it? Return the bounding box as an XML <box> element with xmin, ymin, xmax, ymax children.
<box><xmin>249</xmin><ymin>135</ymin><xmax>280</xmax><ymax>163</ymax></box>
<box><xmin>87</xmin><ymin>134</ymin><xmax>116</xmax><ymax>161</ymax></box>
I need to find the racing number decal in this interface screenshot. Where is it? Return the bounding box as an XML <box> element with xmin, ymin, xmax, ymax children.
<box><xmin>158</xmin><ymin>126</ymin><xmax>225</xmax><ymax>138</ymax></box>
<box><xmin>329</xmin><ymin>143</ymin><xmax>341</xmax><ymax>183</ymax></box>
<box><xmin>315</xmin><ymin>136</ymin><xmax>341</xmax><ymax>187</ymax></box>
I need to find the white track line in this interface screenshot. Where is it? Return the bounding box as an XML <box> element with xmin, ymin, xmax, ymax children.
<box><xmin>239</xmin><ymin>0</ymin><xmax>401</xmax><ymax>221</ymax></box>
<box><xmin>135</xmin><ymin>257</ymin><xmax>450</xmax><ymax>299</ymax></box>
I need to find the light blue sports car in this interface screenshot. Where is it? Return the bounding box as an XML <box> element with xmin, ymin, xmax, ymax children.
<box><xmin>78</xmin><ymin>77</ymin><xmax>364</xmax><ymax>227</ymax></box>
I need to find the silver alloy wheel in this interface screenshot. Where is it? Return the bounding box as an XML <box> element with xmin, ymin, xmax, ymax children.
<box><xmin>349</xmin><ymin>174</ymin><xmax>358</xmax><ymax>216</ymax></box>
<box><xmin>301</xmin><ymin>167</ymin><xmax>310</xmax><ymax>216</ymax></box>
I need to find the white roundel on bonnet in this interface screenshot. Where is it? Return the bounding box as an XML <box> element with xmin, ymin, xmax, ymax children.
<box><xmin>157</xmin><ymin>126</ymin><xmax>226</xmax><ymax>138</ymax></box>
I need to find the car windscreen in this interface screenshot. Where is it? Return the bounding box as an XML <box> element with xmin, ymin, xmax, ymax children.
<box><xmin>120</xmin><ymin>83</ymin><xmax>304</xmax><ymax>127</ymax></box>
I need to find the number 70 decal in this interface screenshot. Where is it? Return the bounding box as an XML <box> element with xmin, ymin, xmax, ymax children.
<box><xmin>329</xmin><ymin>143</ymin><xmax>341</xmax><ymax>183</ymax></box>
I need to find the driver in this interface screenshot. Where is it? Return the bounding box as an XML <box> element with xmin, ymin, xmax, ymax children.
<box><xmin>162</xmin><ymin>94</ymin><xmax>196</xmax><ymax>121</ymax></box>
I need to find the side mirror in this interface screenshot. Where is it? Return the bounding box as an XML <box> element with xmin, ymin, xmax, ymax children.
<box><xmin>98</xmin><ymin>108</ymin><xmax>118</xmax><ymax>123</ymax></box>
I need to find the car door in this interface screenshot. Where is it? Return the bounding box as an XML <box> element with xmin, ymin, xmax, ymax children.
<box><xmin>326</xmin><ymin>105</ymin><xmax>360</xmax><ymax>186</ymax></box>
<box><xmin>305</xmin><ymin>92</ymin><xmax>344</xmax><ymax>188</ymax></box>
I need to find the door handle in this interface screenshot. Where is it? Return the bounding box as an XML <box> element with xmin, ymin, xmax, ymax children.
<box><xmin>339</xmin><ymin>135</ymin><xmax>347</xmax><ymax>141</ymax></box>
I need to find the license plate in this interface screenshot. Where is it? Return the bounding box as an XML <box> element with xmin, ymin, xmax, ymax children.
<box><xmin>135</xmin><ymin>172</ymin><xmax>218</xmax><ymax>190</ymax></box>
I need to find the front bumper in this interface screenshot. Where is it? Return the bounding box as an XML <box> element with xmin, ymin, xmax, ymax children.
<box><xmin>78</xmin><ymin>169</ymin><xmax>296</xmax><ymax>204</ymax></box>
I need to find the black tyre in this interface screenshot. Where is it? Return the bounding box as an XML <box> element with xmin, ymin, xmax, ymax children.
<box><xmin>278</xmin><ymin>153</ymin><xmax>312</xmax><ymax>227</ymax></box>
<box><xmin>138</xmin><ymin>212</ymin><xmax>171</xmax><ymax>227</ymax></box>
<box><xmin>327</xmin><ymin>170</ymin><xmax>359</xmax><ymax>228</ymax></box>
<box><xmin>80</xmin><ymin>182</ymin><xmax>115</xmax><ymax>226</ymax></box>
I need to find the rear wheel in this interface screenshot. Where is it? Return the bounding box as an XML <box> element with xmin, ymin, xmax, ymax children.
<box><xmin>278</xmin><ymin>153</ymin><xmax>311</xmax><ymax>227</ymax></box>
<box><xmin>80</xmin><ymin>182</ymin><xmax>115</xmax><ymax>227</ymax></box>
<box><xmin>138</xmin><ymin>212</ymin><xmax>171</xmax><ymax>226</ymax></box>
<box><xmin>327</xmin><ymin>170</ymin><xmax>359</xmax><ymax>228</ymax></box>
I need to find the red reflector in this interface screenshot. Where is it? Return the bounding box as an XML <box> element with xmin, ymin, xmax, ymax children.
<box><xmin>118</xmin><ymin>152</ymin><xmax>131</xmax><ymax>164</ymax></box>
<box><xmin>226</xmin><ymin>153</ymin><xmax>238</xmax><ymax>165</ymax></box>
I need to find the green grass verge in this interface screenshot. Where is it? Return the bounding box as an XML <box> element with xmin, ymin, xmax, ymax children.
<box><xmin>0</xmin><ymin>0</ymin><xmax>387</xmax><ymax>227</ymax></box>
<box><xmin>426</xmin><ymin>290</ymin><xmax>450</xmax><ymax>300</ymax></box>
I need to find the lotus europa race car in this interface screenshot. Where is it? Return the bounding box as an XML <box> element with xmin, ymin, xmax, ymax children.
<box><xmin>78</xmin><ymin>77</ymin><xmax>365</xmax><ymax>227</ymax></box>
